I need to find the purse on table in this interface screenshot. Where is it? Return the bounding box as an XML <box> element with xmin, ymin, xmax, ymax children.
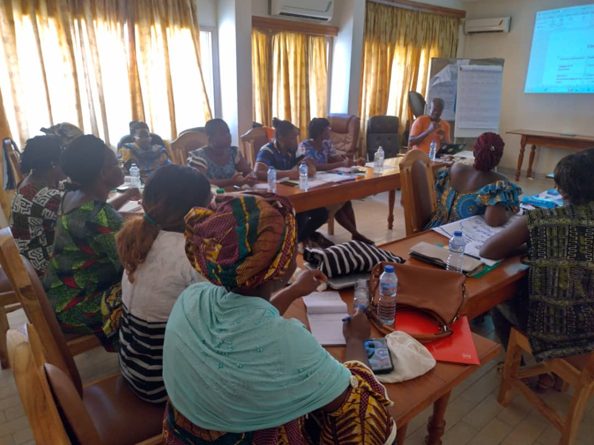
<box><xmin>367</xmin><ymin>262</ymin><xmax>466</xmax><ymax>342</ymax></box>
<box><xmin>303</xmin><ymin>240</ymin><xmax>404</xmax><ymax>279</ymax></box>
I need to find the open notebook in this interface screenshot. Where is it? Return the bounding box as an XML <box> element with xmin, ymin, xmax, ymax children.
<box><xmin>303</xmin><ymin>292</ymin><xmax>348</xmax><ymax>345</ymax></box>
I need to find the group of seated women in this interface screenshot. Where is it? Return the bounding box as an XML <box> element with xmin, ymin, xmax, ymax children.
<box><xmin>7</xmin><ymin>115</ymin><xmax>594</xmax><ymax>443</ymax></box>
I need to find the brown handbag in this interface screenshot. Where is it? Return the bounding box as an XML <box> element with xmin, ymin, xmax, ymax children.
<box><xmin>367</xmin><ymin>262</ymin><xmax>466</xmax><ymax>342</ymax></box>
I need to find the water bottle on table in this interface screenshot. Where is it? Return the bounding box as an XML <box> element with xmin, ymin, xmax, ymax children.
<box><xmin>373</xmin><ymin>146</ymin><xmax>385</xmax><ymax>174</ymax></box>
<box><xmin>446</xmin><ymin>231</ymin><xmax>466</xmax><ymax>274</ymax></box>
<box><xmin>267</xmin><ymin>166</ymin><xmax>277</xmax><ymax>193</ymax></box>
<box><xmin>354</xmin><ymin>279</ymin><xmax>369</xmax><ymax>310</ymax></box>
<box><xmin>377</xmin><ymin>265</ymin><xmax>397</xmax><ymax>325</ymax></box>
<box><xmin>429</xmin><ymin>141</ymin><xmax>438</xmax><ymax>161</ymax></box>
<box><xmin>129</xmin><ymin>163</ymin><xmax>141</xmax><ymax>188</ymax></box>
<box><xmin>299</xmin><ymin>161</ymin><xmax>309</xmax><ymax>191</ymax></box>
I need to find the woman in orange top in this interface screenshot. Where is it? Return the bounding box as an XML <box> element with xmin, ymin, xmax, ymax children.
<box><xmin>408</xmin><ymin>97</ymin><xmax>451</xmax><ymax>153</ymax></box>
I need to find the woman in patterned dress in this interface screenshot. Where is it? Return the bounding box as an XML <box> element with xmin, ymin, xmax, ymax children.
<box><xmin>425</xmin><ymin>132</ymin><xmax>521</xmax><ymax>229</ymax></box>
<box><xmin>162</xmin><ymin>193</ymin><xmax>396</xmax><ymax>445</ymax></box>
<box><xmin>481</xmin><ymin>148</ymin><xmax>594</xmax><ymax>361</ymax></box>
<box><xmin>10</xmin><ymin>136</ymin><xmax>64</xmax><ymax>276</ymax></box>
<box><xmin>43</xmin><ymin>135</ymin><xmax>139</xmax><ymax>350</ymax></box>
<box><xmin>187</xmin><ymin>119</ymin><xmax>256</xmax><ymax>188</ymax></box>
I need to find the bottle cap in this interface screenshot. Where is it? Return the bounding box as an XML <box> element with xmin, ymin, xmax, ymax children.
<box><xmin>216</xmin><ymin>188</ymin><xmax>225</xmax><ymax>194</ymax></box>
<box><xmin>453</xmin><ymin>230</ymin><xmax>463</xmax><ymax>237</ymax></box>
<box><xmin>384</xmin><ymin>265</ymin><xmax>395</xmax><ymax>273</ymax></box>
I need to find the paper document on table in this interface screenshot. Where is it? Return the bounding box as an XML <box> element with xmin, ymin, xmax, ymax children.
<box><xmin>119</xmin><ymin>200</ymin><xmax>142</xmax><ymax>214</ymax></box>
<box><xmin>432</xmin><ymin>215</ymin><xmax>521</xmax><ymax>267</ymax></box>
<box><xmin>303</xmin><ymin>292</ymin><xmax>347</xmax><ymax>345</ymax></box>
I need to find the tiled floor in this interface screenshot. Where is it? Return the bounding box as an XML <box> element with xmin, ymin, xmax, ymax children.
<box><xmin>4</xmin><ymin>169</ymin><xmax>592</xmax><ymax>445</ymax></box>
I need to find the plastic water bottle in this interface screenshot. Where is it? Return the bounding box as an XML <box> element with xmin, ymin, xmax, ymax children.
<box><xmin>377</xmin><ymin>265</ymin><xmax>398</xmax><ymax>325</ymax></box>
<box><xmin>267</xmin><ymin>166</ymin><xmax>277</xmax><ymax>193</ymax></box>
<box><xmin>299</xmin><ymin>161</ymin><xmax>309</xmax><ymax>191</ymax></box>
<box><xmin>429</xmin><ymin>141</ymin><xmax>438</xmax><ymax>161</ymax></box>
<box><xmin>129</xmin><ymin>163</ymin><xmax>141</xmax><ymax>188</ymax></box>
<box><xmin>446</xmin><ymin>231</ymin><xmax>466</xmax><ymax>274</ymax></box>
<box><xmin>353</xmin><ymin>279</ymin><xmax>369</xmax><ymax>310</ymax></box>
<box><xmin>373</xmin><ymin>146</ymin><xmax>385</xmax><ymax>174</ymax></box>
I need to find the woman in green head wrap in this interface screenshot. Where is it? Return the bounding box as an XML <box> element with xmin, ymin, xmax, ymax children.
<box><xmin>162</xmin><ymin>192</ymin><xmax>396</xmax><ymax>444</ymax></box>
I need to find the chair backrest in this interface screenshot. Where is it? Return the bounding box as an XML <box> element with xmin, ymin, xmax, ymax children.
<box><xmin>328</xmin><ymin>114</ymin><xmax>360</xmax><ymax>158</ymax></box>
<box><xmin>7</xmin><ymin>327</ymin><xmax>72</xmax><ymax>445</ymax></box>
<box><xmin>399</xmin><ymin>150</ymin><xmax>437</xmax><ymax>236</ymax></box>
<box><xmin>366</xmin><ymin>116</ymin><xmax>400</xmax><ymax>159</ymax></box>
<box><xmin>2</xmin><ymin>138</ymin><xmax>23</xmax><ymax>185</ymax></box>
<box><xmin>170</xmin><ymin>128</ymin><xmax>208</xmax><ymax>165</ymax></box>
<box><xmin>408</xmin><ymin>91</ymin><xmax>426</xmax><ymax>119</ymax></box>
<box><xmin>240</xmin><ymin>127</ymin><xmax>272</xmax><ymax>167</ymax></box>
<box><xmin>0</xmin><ymin>228</ymin><xmax>82</xmax><ymax>392</ymax></box>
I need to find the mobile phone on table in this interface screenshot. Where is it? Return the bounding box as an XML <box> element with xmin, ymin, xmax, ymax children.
<box><xmin>364</xmin><ymin>338</ymin><xmax>394</xmax><ymax>374</ymax></box>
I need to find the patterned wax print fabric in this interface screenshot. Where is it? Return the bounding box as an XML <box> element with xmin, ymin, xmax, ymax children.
<box><xmin>255</xmin><ymin>142</ymin><xmax>297</xmax><ymax>171</ymax></box>
<box><xmin>187</xmin><ymin>146</ymin><xmax>242</xmax><ymax>180</ymax></box>
<box><xmin>298</xmin><ymin>139</ymin><xmax>337</xmax><ymax>165</ymax></box>
<box><xmin>526</xmin><ymin>203</ymin><xmax>594</xmax><ymax>361</ymax></box>
<box><xmin>118</xmin><ymin>142</ymin><xmax>171</xmax><ymax>182</ymax></box>
<box><xmin>425</xmin><ymin>168</ymin><xmax>521</xmax><ymax>229</ymax></box>
<box><xmin>184</xmin><ymin>193</ymin><xmax>296</xmax><ymax>290</ymax></box>
<box><xmin>10</xmin><ymin>182</ymin><xmax>61</xmax><ymax>276</ymax></box>
<box><xmin>163</xmin><ymin>361</ymin><xmax>395</xmax><ymax>445</ymax></box>
<box><xmin>43</xmin><ymin>199</ymin><xmax>124</xmax><ymax>349</ymax></box>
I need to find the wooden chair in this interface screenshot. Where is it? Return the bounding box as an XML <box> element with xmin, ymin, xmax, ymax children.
<box><xmin>498</xmin><ymin>328</ymin><xmax>594</xmax><ymax>445</ymax></box>
<box><xmin>0</xmin><ymin>228</ymin><xmax>100</xmax><ymax>371</ymax></box>
<box><xmin>399</xmin><ymin>150</ymin><xmax>436</xmax><ymax>236</ymax></box>
<box><xmin>7</xmin><ymin>325</ymin><xmax>164</xmax><ymax>445</ymax></box>
<box><xmin>240</xmin><ymin>126</ymin><xmax>272</xmax><ymax>167</ymax></box>
<box><xmin>2</xmin><ymin>138</ymin><xmax>24</xmax><ymax>184</ymax></box>
<box><xmin>0</xmin><ymin>268</ymin><xmax>20</xmax><ymax>369</ymax></box>
<box><xmin>170</xmin><ymin>128</ymin><xmax>208</xmax><ymax>165</ymax></box>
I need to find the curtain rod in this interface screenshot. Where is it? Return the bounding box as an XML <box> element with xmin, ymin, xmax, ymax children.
<box><xmin>368</xmin><ymin>0</ymin><xmax>466</xmax><ymax>19</ymax></box>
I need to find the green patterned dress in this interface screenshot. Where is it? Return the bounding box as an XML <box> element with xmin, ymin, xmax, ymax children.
<box><xmin>526</xmin><ymin>202</ymin><xmax>594</xmax><ymax>361</ymax></box>
<box><xmin>43</xmin><ymin>199</ymin><xmax>123</xmax><ymax>349</ymax></box>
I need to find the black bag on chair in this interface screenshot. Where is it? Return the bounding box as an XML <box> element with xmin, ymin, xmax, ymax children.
<box><xmin>303</xmin><ymin>240</ymin><xmax>405</xmax><ymax>278</ymax></box>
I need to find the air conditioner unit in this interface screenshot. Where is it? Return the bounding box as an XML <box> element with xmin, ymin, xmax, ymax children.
<box><xmin>270</xmin><ymin>0</ymin><xmax>334</xmax><ymax>22</ymax></box>
<box><xmin>464</xmin><ymin>17</ymin><xmax>511</xmax><ymax>34</ymax></box>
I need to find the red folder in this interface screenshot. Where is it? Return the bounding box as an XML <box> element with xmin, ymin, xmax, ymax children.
<box><xmin>394</xmin><ymin>310</ymin><xmax>480</xmax><ymax>365</ymax></box>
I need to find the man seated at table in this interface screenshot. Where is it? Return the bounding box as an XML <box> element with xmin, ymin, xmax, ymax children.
<box><xmin>254</xmin><ymin>118</ymin><xmax>332</xmax><ymax>248</ymax></box>
<box><xmin>408</xmin><ymin>97</ymin><xmax>451</xmax><ymax>154</ymax></box>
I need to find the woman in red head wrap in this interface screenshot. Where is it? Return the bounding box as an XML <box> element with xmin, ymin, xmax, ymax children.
<box><xmin>426</xmin><ymin>132</ymin><xmax>522</xmax><ymax>228</ymax></box>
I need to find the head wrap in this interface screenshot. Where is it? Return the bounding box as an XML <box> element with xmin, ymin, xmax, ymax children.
<box><xmin>184</xmin><ymin>192</ymin><xmax>297</xmax><ymax>290</ymax></box>
<box><xmin>473</xmin><ymin>132</ymin><xmax>504</xmax><ymax>172</ymax></box>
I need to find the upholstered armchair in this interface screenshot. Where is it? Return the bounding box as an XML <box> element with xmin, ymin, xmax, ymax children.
<box><xmin>328</xmin><ymin>114</ymin><xmax>360</xmax><ymax>158</ymax></box>
<box><xmin>366</xmin><ymin>116</ymin><xmax>400</xmax><ymax>160</ymax></box>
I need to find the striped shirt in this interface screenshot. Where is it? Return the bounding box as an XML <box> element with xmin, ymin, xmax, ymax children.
<box><xmin>118</xmin><ymin>231</ymin><xmax>202</xmax><ymax>403</ymax></box>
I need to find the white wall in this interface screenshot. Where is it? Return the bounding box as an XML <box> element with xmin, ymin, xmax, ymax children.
<box><xmin>463</xmin><ymin>0</ymin><xmax>594</xmax><ymax>177</ymax></box>
<box><xmin>197</xmin><ymin>0</ymin><xmax>217</xmax><ymax>27</ymax></box>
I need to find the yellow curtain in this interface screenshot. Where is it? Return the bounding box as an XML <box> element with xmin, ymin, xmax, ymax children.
<box><xmin>252</xmin><ymin>29</ymin><xmax>272</xmax><ymax>126</ymax></box>
<box><xmin>360</xmin><ymin>2</ymin><xmax>459</xmax><ymax>142</ymax></box>
<box><xmin>0</xmin><ymin>0</ymin><xmax>212</xmax><ymax>147</ymax></box>
<box><xmin>308</xmin><ymin>35</ymin><xmax>328</xmax><ymax>121</ymax></box>
<box><xmin>253</xmin><ymin>29</ymin><xmax>328</xmax><ymax>136</ymax></box>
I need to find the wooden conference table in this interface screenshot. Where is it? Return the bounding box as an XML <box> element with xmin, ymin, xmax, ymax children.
<box><xmin>289</xmin><ymin>229</ymin><xmax>527</xmax><ymax>444</ymax></box>
<box><xmin>508</xmin><ymin>129</ymin><xmax>594</xmax><ymax>181</ymax></box>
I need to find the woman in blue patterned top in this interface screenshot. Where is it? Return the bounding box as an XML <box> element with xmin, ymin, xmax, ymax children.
<box><xmin>425</xmin><ymin>132</ymin><xmax>521</xmax><ymax>229</ymax></box>
<box><xmin>298</xmin><ymin>118</ymin><xmax>374</xmax><ymax>244</ymax></box>
<box><xmin>188</xmin><ymin>119</ymin><xmax>256</xmax><ymax>187</ymax></box>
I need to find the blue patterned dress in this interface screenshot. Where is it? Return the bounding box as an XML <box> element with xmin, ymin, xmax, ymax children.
<box><xmin>425</xmin><ymin>168</ymin><xmax>522</xmax><ymax>229</ymax></box>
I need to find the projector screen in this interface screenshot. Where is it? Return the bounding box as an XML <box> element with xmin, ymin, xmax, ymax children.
<box><xmin>525</xmin><ymin>4</ymin><xmax>594</xmax><ymax>94</ymax></box>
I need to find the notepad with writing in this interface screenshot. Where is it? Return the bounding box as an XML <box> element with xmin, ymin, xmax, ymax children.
<box><xmin>395</xmin><ymin>310</ymin><xmax>479</xmax><ymax>365</ymax></box>
<box><xmin>303</xmin><ymin>292</ymin><xmax>347</xmax><ymax>345</ymax></box>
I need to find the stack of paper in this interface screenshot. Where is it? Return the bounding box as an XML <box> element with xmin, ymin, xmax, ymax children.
<box><xmin>303</xmin><ymin>292</ymin><xmax>348</xmax><ymax>345</ymax></box>
<box><xmin>432</xmin><ymin>215</ymin><xmax>521</xmax><ymax>267</ymax></box>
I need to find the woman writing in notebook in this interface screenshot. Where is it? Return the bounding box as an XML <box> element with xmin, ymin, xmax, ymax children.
<box><xmin>299</xmin><ymin>117</ymin><xmax>374</xmax><ymax>244</ymax></box>
<box><xmin>162</xmin><ymin>193</ymin><xmax>395</xmax><ymax>444</ymax></box>
<box><xmin>480</xmin><ymin>149</ymin><xmax>594</xmax><ymax>363</ymax></box>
